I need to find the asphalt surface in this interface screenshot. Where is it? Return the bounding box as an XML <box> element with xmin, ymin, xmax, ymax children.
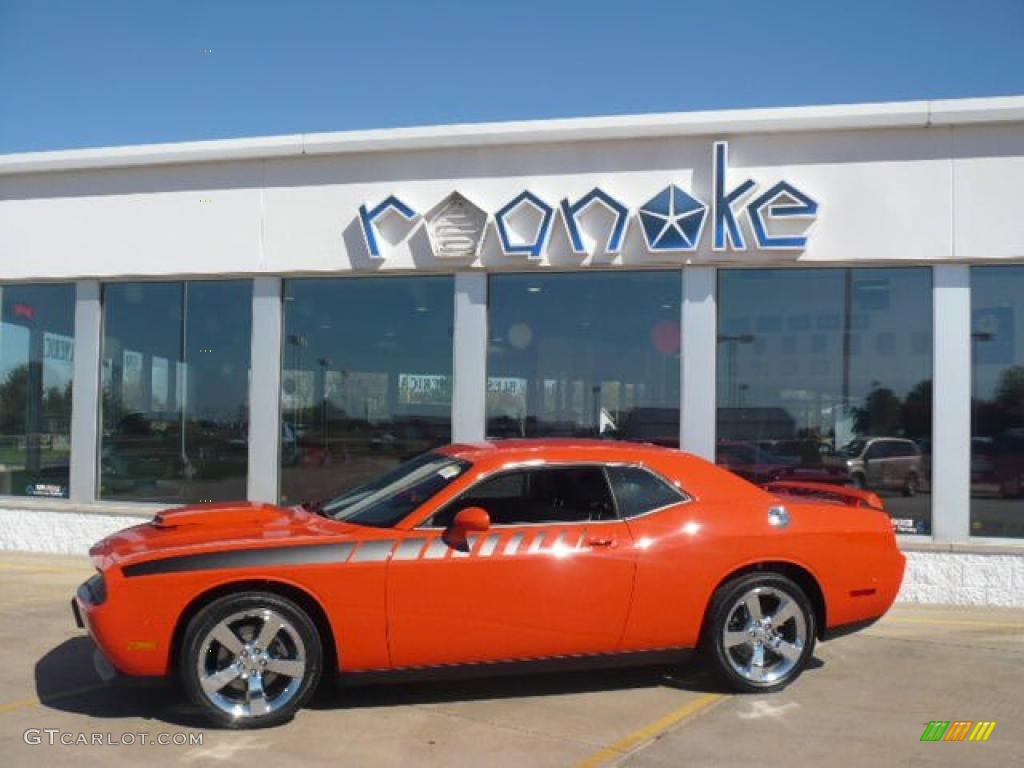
<box><xmin>1</xmin><ymin>551</ymin><xmax>1021</xmax><ymax>767</ymax></box>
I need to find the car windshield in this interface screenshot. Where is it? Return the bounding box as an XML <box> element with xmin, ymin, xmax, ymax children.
<box><xmin>837</xmin><ymin>439</ymin><xmax>867</xmax><ymax>458</ymax></box>
<box><xmin>320</xmin><ymin>452</ymin><xmax>471</xmax><ymax>527</ymax></box>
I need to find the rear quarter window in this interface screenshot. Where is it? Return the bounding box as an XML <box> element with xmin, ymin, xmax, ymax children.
<box><xmin>606</xmin><ymin>466</ymin><xmax>687</xmax><ymax>518</ymax></box>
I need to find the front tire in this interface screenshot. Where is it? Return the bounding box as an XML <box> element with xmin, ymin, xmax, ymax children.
<box><xmin>179</xmin><ymin>592</ymin><xmax>322</xmax><ymax>729</ymax></box>
<box><xmin>703</xmin><ymin>572</ymin><xmax>816</xmax><ymax>693</ymax></box>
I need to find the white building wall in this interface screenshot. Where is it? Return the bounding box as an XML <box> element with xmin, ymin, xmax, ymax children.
<box><xmin>2</xmin><ymin>117</ymin><xmax>1023</xmax><ymax>280</ymax></box>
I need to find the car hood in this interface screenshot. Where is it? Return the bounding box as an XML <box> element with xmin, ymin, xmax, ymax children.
<box><xmin>89</xmin><ymin>501</ymin><xmax>360</xmax><ymax>571</ymax></box>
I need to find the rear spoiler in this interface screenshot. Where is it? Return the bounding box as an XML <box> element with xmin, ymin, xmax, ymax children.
<box><xmin>763</xmin><ymin>480</ymin><xmax>886</xmax><ymax>511</ymax></box>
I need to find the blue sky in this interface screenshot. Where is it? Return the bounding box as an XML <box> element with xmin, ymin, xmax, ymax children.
<box><xmin>1</xmin><ymin>0</ymin><xmax>1023</xmax><ymax>153</ymax></box>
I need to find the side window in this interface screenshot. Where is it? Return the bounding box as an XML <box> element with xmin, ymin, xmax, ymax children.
<box><xmin>527</xmin><ymin>467</ymin><xmax>616</xmax><ymax>523</ymax></box>
<box><xmin>606</xmin><ymin>466</ymin><xmax>686</xmax><ymax>518</ymax></box>
<box><xmin>428</xmin><ymin>466</ymin><xmax>615</xmax><ymax>527</ymax></box>
<box><xmin>864</xmin><ymin>442</ymin><xmax>887</xmax><ymax>460</ymax></box>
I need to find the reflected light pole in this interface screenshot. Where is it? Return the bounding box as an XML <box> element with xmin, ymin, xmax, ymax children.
<box><xmin>971</xmin><ymin>330</ymin><xmax>994</xmax><ymax>438</ymax></box>
<box><xmin>717</xmin><ymin>333</ymin><xmax>755</xmax><ymax>407</ymax></box>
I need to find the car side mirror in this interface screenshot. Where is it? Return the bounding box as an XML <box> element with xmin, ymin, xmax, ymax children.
<box><xmin>443</xmin><ymin>506</ymin><xmax>490</xmax><ymax>552</ymax></box>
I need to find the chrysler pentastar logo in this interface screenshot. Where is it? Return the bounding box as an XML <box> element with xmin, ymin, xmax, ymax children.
<box><xmin>638</xmin><ymin>185</ymin><xmax>708</xmax><ymax>252</ymax></box>
<box><xmin>356</xmin><ymin>141</ymin><xmax>818</xmax><ymax>259</ymax></box>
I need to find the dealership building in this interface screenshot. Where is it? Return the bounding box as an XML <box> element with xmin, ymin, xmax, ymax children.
<box><xmin>1</xmin><ymin>95</ymin><xmax>1023</xmax><ymax>605</ymax></box>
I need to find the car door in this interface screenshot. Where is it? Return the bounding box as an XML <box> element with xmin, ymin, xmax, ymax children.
<box><xmin>386</xmin><ymin>464</ymin><xmax>636</xmax><ymax>668</ymax></box>
<box><xmin>864</xmin><ymin>441</ymin><xmax>888</xmax><ymax>488</ymax></box>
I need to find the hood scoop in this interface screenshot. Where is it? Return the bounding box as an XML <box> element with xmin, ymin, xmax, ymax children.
<box><xmin>152</xmin><ymin>503</ymin><xmax>288</xmax><ymax>530</ymax></box>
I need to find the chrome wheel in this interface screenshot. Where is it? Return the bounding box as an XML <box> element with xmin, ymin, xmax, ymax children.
<box><xmin>721</xmin><ymin>585</ymin><xmax>807</xmax><ymax>685</ymax></box>
<box><xmin>196</xmin><ymin>608</ymin><xmax>307</xmax><ymax>719</ymax></box>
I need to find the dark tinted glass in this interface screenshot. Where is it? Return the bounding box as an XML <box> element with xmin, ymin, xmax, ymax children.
<box><xmin>100</xmin><ymin>281</ymin><xmax>252</xmax><ymax>503</ymax></box>
<box><xmin>717</xmin><ymin>268</ymin><xmax>932</xmax><ymax>534</ymax></box>
<box><xmin>433</xmin><ymin>466</ymin><xmax>615</xmax><ymax>527</ymax></box>
<box><xmin>486</xmin><ymin>272</ymin><xmax>680</xmax><ymax>446</ymax></box>
<box><xmin>280</xmin><ymin>276</ymin><xmax>453</xmax><ymax>505</ymax></box>
<box><xmin>0</xmin><ymin>284</ymin><xmax>75</xmax><ymax>498</ymax></box>
<box><xmin>322</xmin><ymin>452</ymin><xmax>469</xmax><ymax>528</ymax></box>
<box><xmin>971</xmin><ymin>266</ymin><xmax>1024</xmax><ymax>538</ymax></box>
<box><xmin>606</xmin><ymin>466</ymin><xmax>685</xmax><ymax>518</ymax></box>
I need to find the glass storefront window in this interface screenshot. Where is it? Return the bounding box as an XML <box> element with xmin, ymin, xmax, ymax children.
<box><xmin>486</xmin><ymin>272</ymin><xmax>680</xmax><ymax>445</ymax></box>
<box><xmin>716</xmin><ymin>268</ymin><xmax>932</xmax><ymax>533</ymax></box>
<box><xmin>280</xmin><ymin>276</ymin><xmax>454</xmax><ymax>505</ymax></box>
<box><xmin>0</xmin><ymin>284</ymin><xmax>75</xmax><ymax>498</ymax></box>
<box><xmin>100</xmin><ymin>281</ymin><xmax>252</xmax><ymax>503</ymax></box>
<box><xmin>971</xmin><ymin>266</ymin><xmax>1024</xmax><ymax>538</ymax></box>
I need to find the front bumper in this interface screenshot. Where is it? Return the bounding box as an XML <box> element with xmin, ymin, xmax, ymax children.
<box><xmin>71</xmin><ymin>595</ymin><xmax>84</xmax><ymax>628</ymax></box>
<box><xmin>70</xmin><ymin>571</ymin><xmax>174</xmax><ymax>678</ymax></box>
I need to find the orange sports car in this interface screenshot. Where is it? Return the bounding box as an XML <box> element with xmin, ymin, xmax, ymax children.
<box><xmin>73</xmin><ymin>440</ymin><xmax>905</xmax><ymax>728</ymax></box>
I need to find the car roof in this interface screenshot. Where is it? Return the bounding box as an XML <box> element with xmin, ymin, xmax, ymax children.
<box><xmin>437</xmin><ymin>438</ymin><xmax>678</xmax><ymax>463</ymax></box>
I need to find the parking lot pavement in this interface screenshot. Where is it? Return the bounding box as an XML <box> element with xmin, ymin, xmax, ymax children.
<box><xmin>1</xmin><ymin>551</ymin><xmax>1021</xmax><ymax>768</ymax></box>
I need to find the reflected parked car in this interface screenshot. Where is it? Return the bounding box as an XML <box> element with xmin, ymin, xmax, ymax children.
<box><xmin>718</xmin><ymin>440</ymin><xmax>849</xmax><ymax>486</ymax></box>
<box><xmin>829</xmin><ymin>437</ymin><xmax>923</xmax><ymax>496</ymax></box>
<box><xmin>993</xmin><ymin>428</ymin><xmax>1024</xmax><ymax>498</ymax></box>
<box><xmin>716</xmin><ymin>441</ymin><xmax>793</xmax><ymax>484</ymax></box>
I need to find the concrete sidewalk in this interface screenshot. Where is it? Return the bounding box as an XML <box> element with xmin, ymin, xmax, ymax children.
<box><xmin>0</xmin><ymin>551</ymin><xmax>1021</xmax><ymax>767</ymax></box>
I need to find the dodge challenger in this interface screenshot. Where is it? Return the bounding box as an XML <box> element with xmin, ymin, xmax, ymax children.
<box><xmin>72</xmin><ymin>439</ymin><xmax>905</xmax><ymax>728</ymax></box>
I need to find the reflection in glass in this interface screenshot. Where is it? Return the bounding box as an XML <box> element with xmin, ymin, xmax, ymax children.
<box><xmin>971</xmin><ymin>266</ymin><xmax>1024</xmax><ymax>538</ymax></box>
<box><xmin>716</xmin><ymin>269</ymin><xmax>932</xmax><ymax>533</ymax></box>
<box><xmin>280</xmin><ymin>276</ymin><xmax>454</xmax><ymax>505</ymax></box>
<box><xmin>486</xmin><ymin>272</ymin><xmax>680</xmax><ymax>445</ymax></box>
<box><xmin>100</xmin><ymin>281</ymin><xmax>252</xmax><ymax>503</ymax></box>
<box><xmin>0</xmin><ymin>284</ymin><xmax>76</xmax><ymax>498</ymax></box>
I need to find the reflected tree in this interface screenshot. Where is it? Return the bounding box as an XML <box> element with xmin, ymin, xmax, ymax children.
<box><xmin>852</xmin><ymin>384</ymin><xmax>902</xmax><ymax>437</ymax></box>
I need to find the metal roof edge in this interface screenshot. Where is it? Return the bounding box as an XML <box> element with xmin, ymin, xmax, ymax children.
<box><xmin>1</xmin><ymin>96</ymin><xmax>1022</xmax><ymax>176</ymax></box>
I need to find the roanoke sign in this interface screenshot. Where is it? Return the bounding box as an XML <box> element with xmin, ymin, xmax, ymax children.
<box><xmin>358</xmin><ymin>141</ymin><xmax>818</xmax><ymax>260</ymax></box>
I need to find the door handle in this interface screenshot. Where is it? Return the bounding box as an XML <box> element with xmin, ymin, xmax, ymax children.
<box><xmin>586</xmin><ymin>536</ymin><xmax>616</xmax><ymax>548</ymax></box>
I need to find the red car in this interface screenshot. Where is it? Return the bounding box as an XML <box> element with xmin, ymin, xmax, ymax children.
<box><xmin>73</xmin><ymin>440</ymin><xmax>905</xmax><ymax>728</ymax></box>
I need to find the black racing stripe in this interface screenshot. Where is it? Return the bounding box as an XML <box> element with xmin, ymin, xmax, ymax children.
<box><xmin>122</xmin><ymin>541</ymin><xmax>357</xmax><ymax>577</ymax></box>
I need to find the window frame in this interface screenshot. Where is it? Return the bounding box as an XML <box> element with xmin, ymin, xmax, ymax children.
<box><xmin>417</xmin><ymin>460</ymin><xmax>690</xmax><ymax>529</ymax></box>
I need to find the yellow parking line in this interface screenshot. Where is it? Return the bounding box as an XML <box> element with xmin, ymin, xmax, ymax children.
<box><xmin>0</xmin><ymin>564</ymin><xmax>90</xmax><ymax>575</ymax></box>
<box><xmin>575</xmin><ymin>693</ymin><xmax>725</xmax><ymax>768</ymax></box>
<box><xmin>0</xmin><ymin>682</ymin><xmax>109</xmax><ymax>715</ymax></box>
<box><xmin>0</xmin><ymin>696</ymin><xmax>41</xmax><ymax>714</ymax></box>
<box><xmin>886</xmin><ymin>617</ymin><xmax>1024</xmax><ymax>629</ymax></box>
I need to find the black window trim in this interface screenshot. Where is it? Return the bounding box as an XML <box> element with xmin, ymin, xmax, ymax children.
<box><xmin>416</xmin><ymin>460</ymin><xmax>691</xmax><ymax>530</ymax></box>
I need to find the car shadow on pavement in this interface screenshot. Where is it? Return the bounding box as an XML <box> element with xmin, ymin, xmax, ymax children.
<box><xmin>310</xmin><ymin>655</ymin><xmax>823</xmax><ymax>712</ymax></box>
<box><xmin>34</xmin><ymin>638</ymin><xmax>208</xmax><ymax>728</ymax></box>
<box><xmin>35</xmin><ymin>637</ymin><xmax>825</xmax><ymax>729</ymax></box>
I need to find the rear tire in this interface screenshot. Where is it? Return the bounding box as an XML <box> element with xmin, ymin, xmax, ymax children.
<box><xmin>703</xmin><ymin>572</ymin><xmax>816</xmax><ymax>693</ymax></box>
<box><xmin>179</xmin><ymin>592</ymin><xmax>322</xmax><ymax>729</ymax></box>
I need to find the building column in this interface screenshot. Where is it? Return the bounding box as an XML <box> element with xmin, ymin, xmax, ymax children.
<box><xmin>451</xmin><ymin>272</ymin><xmax>488</xmax><ymax>443</ymax></box>
<box><xmin>680</xmin><ymin>266</ymin><xmax>717</xmax><ymax>461</ymax></box>
<box><xmin>69</xmin><ymin>281</ymin><xmax>102</xmax><ymax>503</ymax></box>
<box><xmin>247</xmin><ymin>278</ymin><xmax>283</xmax><ymax>503</ymax></box>
<box><xmin>931</xmin><ymin>265</ymin><xmax>971</xmax><ymax>542</ymax></box>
